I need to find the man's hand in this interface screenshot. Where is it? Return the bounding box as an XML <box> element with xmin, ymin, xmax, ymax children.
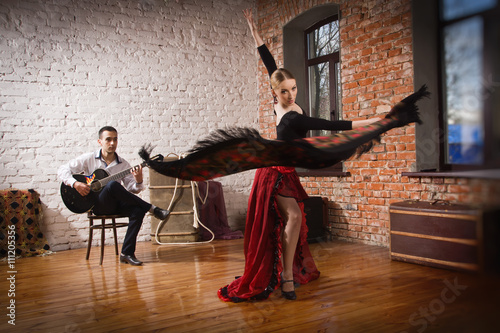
<box><xmin>131</xmin><ymin>165</ymin><xmax>143</xmax><ymax>184</ymax></box>
<box><xmin>74</xmin><ymin>181</ymin><xmax>90</xmax><ymax>196</ymax></box>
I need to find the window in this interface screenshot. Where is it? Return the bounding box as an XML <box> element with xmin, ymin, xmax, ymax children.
<box><xmin>440</xmin><ymin>0</ymin><xmax>497</xmax><ymax>166</ymax></box>
<box><xmin>305</xmin><ymin>16</ymin><xmax>341</xmax><ymax>138</ymax></box>
<box><xmin>413</xmin><ymin>0</ymin><xmax>500</xmax><ymax>172</ymax></box>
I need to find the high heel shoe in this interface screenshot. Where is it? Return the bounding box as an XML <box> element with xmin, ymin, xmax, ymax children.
<box><xmin>280</xmin><ymin>274</ymin><xmax>297</xmax><ymax>300</ymax></box>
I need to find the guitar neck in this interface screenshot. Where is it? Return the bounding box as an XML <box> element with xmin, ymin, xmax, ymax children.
<box><xmin>99</xmin><ymin>161</ymin><xmax>147</xmax><ymax>187</ymax></box>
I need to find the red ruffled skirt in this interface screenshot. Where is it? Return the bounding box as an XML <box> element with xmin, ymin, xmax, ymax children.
<box><xmin>218</xmin><ymin>167</ymin><xmax>320</xmax><ymax>302</ymax></box>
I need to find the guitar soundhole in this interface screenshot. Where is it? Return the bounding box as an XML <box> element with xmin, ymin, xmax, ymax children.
<box><xmin>90</xmin><ymin>182</ymin><xmax>102</xmax><ymax>192</ymax></box>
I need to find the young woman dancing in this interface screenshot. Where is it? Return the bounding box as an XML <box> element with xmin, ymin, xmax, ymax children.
<box><xmin>216</xmin><ymin>9</ymin><xmax>383</xmax><ymax>302</ymax></box>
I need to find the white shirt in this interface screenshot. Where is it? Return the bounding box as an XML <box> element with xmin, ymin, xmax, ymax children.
<box><xmin>58</xmin><ymin>149</ymin><xmax>144</xmax><ymax>194</ymax></box>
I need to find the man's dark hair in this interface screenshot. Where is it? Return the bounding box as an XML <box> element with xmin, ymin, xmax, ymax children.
<box><xmin>98</xmin><ymin>126</ymin><xmax>118</xmax><ymax>138</ymax></box>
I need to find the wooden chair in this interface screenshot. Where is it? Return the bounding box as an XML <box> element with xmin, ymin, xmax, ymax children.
<box><xmin>86</xmin><ymin>211</ymin><xmax>129</xmax><ymax>265</ymax></box>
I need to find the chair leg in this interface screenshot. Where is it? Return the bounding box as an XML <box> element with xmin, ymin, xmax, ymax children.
<box><xmin>86</xmin><ymin>218</ymin><xmax>93</xmax><ymax>260</ymax></box>
<box><xmin>100</xmin><ymin>218</ymin><xmax>105</xmax><ymax>265</ymax></box>
<box><xmin>112</xmin><ymin>218</ymin><xmax>120</xmax><ymax>256</ymax></box>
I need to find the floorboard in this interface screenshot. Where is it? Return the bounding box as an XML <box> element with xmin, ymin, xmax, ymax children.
<box><xmin>1</xmin><ymin>239</ymin><xmax>499</xmax><ymax>332</ymax></box>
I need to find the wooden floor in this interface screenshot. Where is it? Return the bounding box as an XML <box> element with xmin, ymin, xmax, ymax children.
<box><xmin>2</xmin><ymin>239</ymin><xmax>499</xmax><ymax>332</ymax></box>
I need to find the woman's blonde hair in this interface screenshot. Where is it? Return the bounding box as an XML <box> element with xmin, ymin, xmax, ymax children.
<box><xmin>270</xmin><ymin>68</ymin><xmax>295</xmax><ymax>90</ymax></box>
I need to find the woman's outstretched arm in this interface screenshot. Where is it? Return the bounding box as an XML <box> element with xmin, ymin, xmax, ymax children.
<box><xmin>243</xmin><ymin>8</ymin><xmax>264</xmax><ymax>47</ymax></box>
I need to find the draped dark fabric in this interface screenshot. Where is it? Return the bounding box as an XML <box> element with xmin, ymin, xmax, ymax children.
<box><xmin>139</xmin><ymin>85</ymin><xmax>429</xmax><ymax>181</ymax></box>
<box><xmin>196</xmin><ymin>181</ymin><xmax>243</xmax><ymax>241</ymax></box>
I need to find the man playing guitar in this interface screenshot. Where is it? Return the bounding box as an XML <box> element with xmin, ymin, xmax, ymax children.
<box><xmin>58</xmin><ymin>126</ymin><xmax>169</xmax><ymax>266</ymax></box>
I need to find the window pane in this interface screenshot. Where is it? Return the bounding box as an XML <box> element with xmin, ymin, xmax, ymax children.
<box><xmin>309</xmin><ymin>62</ymin><xmax>330</xmax><ymax>137</ymax></box>
<box><xmin>307</xmin><ymin>20</ymin><xmax>339</xmax><ymax>59</ymax></box>
<box><xmin>443</xmin><ymin>17</ymin><xmax>484</xmax><ymax>164</ymax></box>
<box><xmin>442</xmin><ymin>0</ymin><xmax>497</xmax><ymax>21</ymax></box>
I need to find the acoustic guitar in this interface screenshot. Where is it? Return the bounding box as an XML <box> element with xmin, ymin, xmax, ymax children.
<box><xmin>60</xmin><ymin>154</ymin><xmax>162</xmax><ymax>213</ymax></box>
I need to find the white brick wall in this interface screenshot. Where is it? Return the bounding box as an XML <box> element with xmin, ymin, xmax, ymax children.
<box><xmin>0</xmin><ymin>0</ymin><xmax>258</xmax><ymax>251</ymax></box>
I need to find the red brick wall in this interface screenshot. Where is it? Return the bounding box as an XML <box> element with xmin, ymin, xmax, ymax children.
<box><xmin>255</xmin><ymin>0</ymin><xmax>500</xmax><ymax>246</ymax></box>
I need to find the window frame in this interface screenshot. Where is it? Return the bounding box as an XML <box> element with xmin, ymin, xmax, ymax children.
<box><xmin>411</xmin><ymin>0</ymin><xmax>500</xmax><ymax>175</ymax></box>
<box><xmin>438</xmin><ymin>1</ymin><xmax>495</xmax><ymax>170</ymax></box>
<box><xmin>304</xmin><ymin>15</ymin><xmax>340</xmax><ymax>132</ymax></box>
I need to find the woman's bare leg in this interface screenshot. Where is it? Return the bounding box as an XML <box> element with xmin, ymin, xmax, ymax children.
<box><xmin>276</xmin><ymin>195</ymin><xmax>302</xmax><ymax>293</ymax></box>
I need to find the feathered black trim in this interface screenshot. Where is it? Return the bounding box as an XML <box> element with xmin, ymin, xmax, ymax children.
<box><xmin>138</xmin><ymin>144</ymin><xmax>154</xmax><ymax>162</ymax></box>
<box><xmin>400</xmin><ymin>84</ymin><xmax>430</xmax><ymax>114</ymax></box>
<box><xmin>385</xmin><ymin>84</ymin><xmax>429</xmax><ymax>126</ymax></box>
<box><xmin>188</xmin><ymin>127</ymin><xmax>263</xmax><ymax>154</ymax></box>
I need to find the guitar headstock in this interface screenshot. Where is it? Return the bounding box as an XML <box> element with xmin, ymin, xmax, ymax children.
<box><xmin>149</xmin><ymin>154</ymin><xmax>163</xmax><ymax>163</ymax></box>
<box><xmin>140</xmin><ymin>154</ymin><xmax>163</xmax><ymax>168</ymax></box>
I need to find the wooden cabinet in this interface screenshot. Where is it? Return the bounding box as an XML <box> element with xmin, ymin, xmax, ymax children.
<box><xmin>390</xmin><ymin>200</ymin><xmax>499</xmax><ymax>272</ymax></box>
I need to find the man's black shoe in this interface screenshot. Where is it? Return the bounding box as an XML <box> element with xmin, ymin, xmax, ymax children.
<box><xmin>153</xmin><ymin>207</ymin><xmax>170</xmax><ymax>220</ymax></box>
<box><xmin>120</xmin><ymin>254</ymin><xmax>143</xmax><ymax>266</ymax></box>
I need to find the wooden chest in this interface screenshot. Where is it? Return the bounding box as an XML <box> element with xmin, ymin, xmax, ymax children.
<box><xmin>389</xmin><ymin>200</ymin><xmax>499</xmax><ymax>272</ymax></box>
